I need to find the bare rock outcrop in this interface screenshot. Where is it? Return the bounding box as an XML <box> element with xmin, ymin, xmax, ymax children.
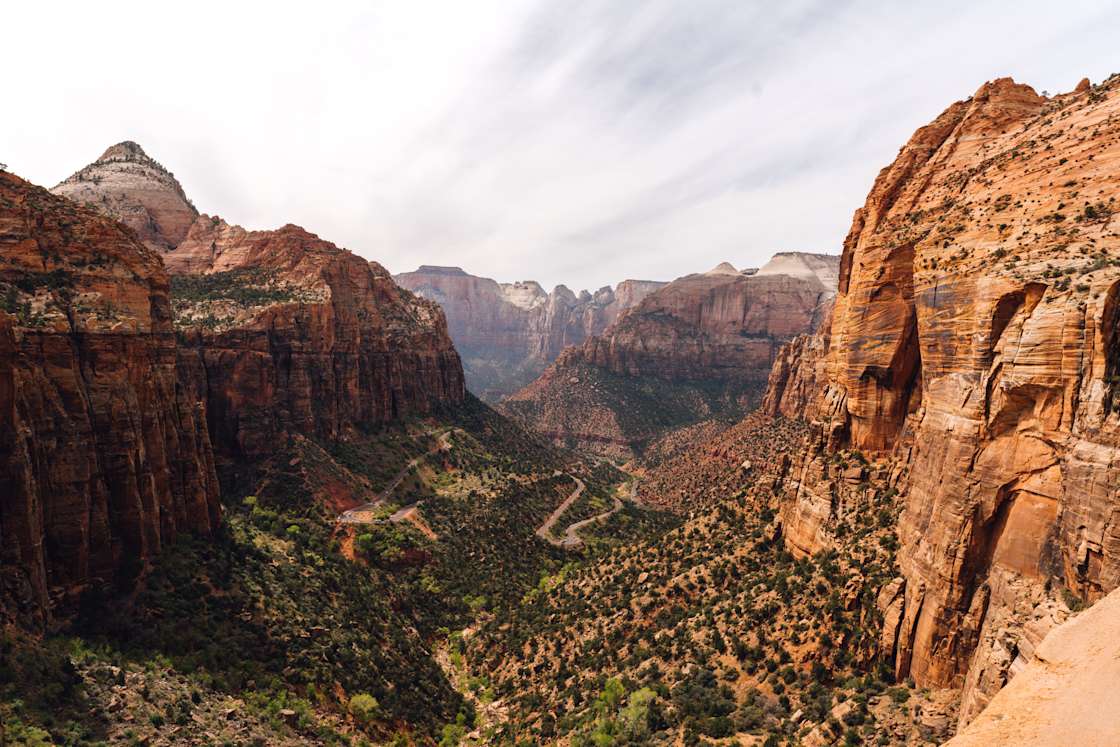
<box><xmin>52</xmin><ymin>141</ymin><xmax>198</xmax><ymax>252</ymax></box>
<box><xmin>394</xmin><ymin>265</ymin><xmax>663</xmax><ymax>399</ymax></box>
<box><xmin>755</xmin><ymin>251</ymin><xmax>841</xmax><ymax>288</ymax></box>
<box><xmin>763</xmin><ymin>75</ymin><xmax>1120</xmax><ymax>722</ymax></box>
<box><xmin>0</xmin><ymin>171</ymin><xmax>219</xmax><ymax>626</ymax></box>
<box><xmin>946</xmin><ymin>586</ymin><xmax>1120</xmax><ymax>746</ymax></box>
<box><xmin>760</xmin><ymin>297</ymin><xmax>834</xmax><ymax>419</ymax></box>
<box><xmin>47</xmin><ymin>142</ymin><xmax>469</xmax><ymax>482</ymax></box>
<box><xmin>167</xmin><ymin>218</ymin><xmax>466</xmax><ymax>474</ymax></box>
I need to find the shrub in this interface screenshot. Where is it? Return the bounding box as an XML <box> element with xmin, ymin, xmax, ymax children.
<box><xmin>349</xmin><ymin>693</ymin><xmax>380</xmax><ymax>724</ymax></box>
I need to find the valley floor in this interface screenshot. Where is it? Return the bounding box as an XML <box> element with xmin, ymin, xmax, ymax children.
<box><xmin>4</xmin><ymin>401</ymin><xmax>959</xmax><ymax>747</ymax></box>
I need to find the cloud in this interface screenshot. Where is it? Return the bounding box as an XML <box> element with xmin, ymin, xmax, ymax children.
<box><xmin>4</xmin><ymin>0</ymin><xmax>1118</xmax><ymax>290</ymax></box>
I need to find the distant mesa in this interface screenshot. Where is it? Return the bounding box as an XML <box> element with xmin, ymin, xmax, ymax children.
<box><xmin>415</xmin><ymin>265</ymin><xmax>469</xmax><ymax>276</ymax></box>
<box><xmin>395</xmin><ymin>265</ymin><xmax>666</xmax><ymax>400</ymax></box>
<box><xmin>502</xmin><ymin>250</ymin><xmax>840</xmax><ymax>457</ymax></box>
<box><xmin>756</xmin><ymin>251</ymin><xmax>841</xmax><ymax>289</ymax></box>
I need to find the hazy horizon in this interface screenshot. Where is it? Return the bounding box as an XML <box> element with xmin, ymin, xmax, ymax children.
<box><xmin>6</xmin><ymin>1</ymin><xmax>1119</xmax><ymax>290</ymax></box>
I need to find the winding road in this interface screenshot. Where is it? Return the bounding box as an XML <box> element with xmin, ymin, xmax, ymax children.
<box><xmin>536</xmin><ymin>476</ymin><xmax>634</xmax><ymax>549</ymax></box>
<box><xmin>337</xmin><ymin>429</ymin><xmax>454</xmax><ymax>524</ymax></box>
<box><xmin>336</xmin><ymin>428</ymin><xmax>634</xmax><ymax>552</ymax></box>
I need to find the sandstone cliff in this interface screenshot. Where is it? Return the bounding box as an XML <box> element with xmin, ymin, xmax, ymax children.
<box><xmin>52</xmin><ymin>141</ymin><xmax>198</xmax><ymax>252</ymax></box>
<box><xmin>0</xmin><ymin>171</ymin><xmax>220</xmax><ymax>626</ymax></box>
<box><xmin>168</xmin><ymin>216</ymin><xmax>466</xmax><ymax>474</ymax></box>
<box><xmin>764</xmin><ymin>76</ymin><xmax>1120</xmax><ymax>724</ymax></box>
<box><xmin>503</xmin><ymin>254</ymin><xmax>837</xmax><ymax>456</ymax></box>
<box><xmin>946</xmin><ymin>586</ymin><xmax>1120</xmax><ymax>746</ymax></box>
<box><xmin>575</xmin><ymin>256</ymin><xmax>836</xmax><ymax>381</ymax></box>
<box><xmin>394</xmin><ymin>265</ymin><xmax>663</xmax><ymax>399</ymax></box>
<box><xmin>759</xmin><ymin>297</ymin><xmax>834</xmax><ymax>419</ymax></box>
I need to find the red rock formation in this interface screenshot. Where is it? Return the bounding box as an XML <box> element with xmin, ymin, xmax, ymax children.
<box><xmin>52</xmin><ymin>141</ymin><xmax>198</xmax><ymax>252</ymax></box>
<box><xmin>759</xmin><ymin>298</ymin><xmax>833</xmax><ymax>419</ymax></box>
<box><xmin>504</xmin><ymin>255</ymin><xmax>837</xmax><ymax>455</ymax></box>
<box><xmin>571</xmin><ymin>256</ymin><xmax>836</xmax><ymax>382</ymax></box>
<box><xmin>765</xmin><ymin>75</ymin><xmax>1120</xmax><ymax>722</ymax></box>
<box><xmin>394</xmin><ymin>266</ymin><xmax>663</xmax><ymax>399</ymax></box>
<box><xmin>0</xmin><ymin>171</ymin><xmax>219</xmax><ymax>625</ymax></box>
<box><xmin>167</xmin><ymin>217</ymin><xmax>465</xmax><ymax>471</ymax></box>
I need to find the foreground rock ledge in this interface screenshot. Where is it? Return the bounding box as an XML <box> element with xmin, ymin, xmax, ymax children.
<box><xmin>946</xmin><ymin>586</ymin><xmax>1120</xmax><ymax>746</ymax></box>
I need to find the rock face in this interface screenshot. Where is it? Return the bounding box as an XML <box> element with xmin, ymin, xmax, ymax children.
<box><xmin>394</xmin><ymin>265</ymin><xmax>664</xmax><ymax>399</ymax></box>
<box><xmin>764</xmin><ymin>76</ymin><xmax>1120</xmax><ymax>723</ymax></box>
<box><xmin>760</xmin><ymin>298</ymin><xmax>834</xmax><ymax>419</ymax></box>
<box><xmin>568</xmin><ymin>257</ymin><xmax>842</xmax><ymax>385</ymax></box>
<box><xmin>0</xmin><ymin>171</ymin><xmax>220</xmax><ymax>626</ymax></box>
<box><xmin>504</xmin><ymin>254</ymin><xmax>838</xmax><ymax>455</ymax></box>
<box><xmin>946</xmin><ymin>586</ymin><xmax>1120</xmax><ymax>746</ymax></box>
<box><xmin>52</xmin><ymin>141</ymin><xmax>198</xmax><ymax>252</ymax></box>
<box><xmin>755</xmin><ymin>251</ymin><xmax>841</xmax><ymax>288</ymax></box>
<box><xmin>168</xmin><ymin>217</ymin><xmax>466</xmax><ymax>473</ymax></box>
<box><xmin>575</xmin><ymin>256</ymin><xmax>836</xmax><ymax>382</ymax></box>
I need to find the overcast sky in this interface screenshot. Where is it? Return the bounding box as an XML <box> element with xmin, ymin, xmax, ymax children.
<box><xmin>6</xmin><ymin>1</ymin><xmax>1118</xmax><ymax>291</ymax></box>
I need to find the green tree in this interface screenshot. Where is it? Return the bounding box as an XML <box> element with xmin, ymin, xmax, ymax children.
<box><xmin>348</xmin><ymin>693</ymin><xmax>379</xmax><ymax>725</ymax></box>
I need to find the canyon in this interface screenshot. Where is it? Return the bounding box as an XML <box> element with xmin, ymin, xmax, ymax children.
<box><xmin>50</xmin><ymin>141</ymin><xmax>466</xmax><ymax>482</ymax></box>
<box><xmin>395</xmin><ymin>265</ymin><xmax>664</xmax><ymax>400</ymax></box>
<box><xmin>1</xmin><ymin>144</ymin><xmax>465</xmax><ymax>627</ymax></box>
<box><xmin>3</xmin><ymin>72</ymin><xmax>1120</xmax><ymax>746</ymax></box>
<box><xmin>167</xmin><ymin>216</ymin><xmax>465</xmax><ymax>477</ymax></box>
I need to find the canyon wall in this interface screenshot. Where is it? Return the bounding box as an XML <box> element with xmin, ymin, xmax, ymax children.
<box><xmin>766</xmin><ymin>76</ymin><xmax>1120</xmax><ymax>724</ymax></box>
<box><xmin>0</xmin><ymin>171</ymin><xmax>220</xmax><ymax>626</ymax></box>
<box><xmin>50</xmin><ymin>142</ymin><xmax>467</xmax><ymax>479</ymax></box>
<box><xmin>504</xmin><ymin>254</ymin><xmax>837</xmax><ymax>455</ymax></box>
<box><xmin>2</xmin><ymin>145</ymin><xmax>469</xmax><ymax>625</ymax></box>
<box><xmin>759</xmin><ymin>297</ymin><xmax>834</xmax><ymax>420</ymax></box>
<box><xmin>168</xmin><ymin>217</ymin><xmax>466</xmax><ymax>473</ymax></box>
<box><xmin>395</xmin><ymin>265</ymin><xmax>664</xmax><ymax>399</ymax></box>
<box><xmin>575</xmin><ymin>255</ymin><xmax>836</xmax><ymax>382</ymax></box>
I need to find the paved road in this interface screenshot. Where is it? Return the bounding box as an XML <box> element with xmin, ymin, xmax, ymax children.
<box><xmin>535</xmin><ymin>475</ymin><xmax>586</xmax><ymax>547</ymax></box>
<box><xmin>560</xmin><ymin>496</ymin><xmax>623</xmax><ymax>547</ymax></box>
<box><xmin>389</xmin><ymin>503</ymin><xmax>437</xmax><ymax>539</ymax></box>
<box><xmin>536</xmin><ymin>477</ymin><xmax>634</xmax><ymax>549</ymax></box>
<box><xmin>337</xmin><ymin>430</ymin><xmax>453</xmax><ymax>524</ymax></box>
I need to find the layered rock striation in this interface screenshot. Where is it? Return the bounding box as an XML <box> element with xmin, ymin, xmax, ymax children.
<box><xmin>573</xmin><ymin>255</ymin><xmax>836</xmax><ymax>382</ymax></box>
<box><xmin>52</xmin><ymin>141</ymin><xmax>198</xmax><ymax>252</ymax></box>
<box><xmin>504</xmin><ymin>254</ymin><xmax>837</xmax><ymax>455</ymax></box>
<box><xmin>2</xmin><ymin>143</ymin><xmax>470</xmax><ymax>625</ymax></box>
<box><xmin>168</xmin><ymin>217</ymin><xmax>465</xmax><ymax>473</ymax></box>
<box><xmin>0</xmin><ymin>171</ymin><xmax>220</xmax><ymax>626</ymax></box>
<box><xmin>763</xmin><ymin>76</ymin><xmax>1120</xmax><ymax>724</ymax></box>
<box><xmin>394</xmin><ymin>265</ymin><xmax>664</xmax><ymax>399</ymax></box>
<box><xmin>759</xmin><ymin>297</ymin><xmax>834</xmax><ymax>419</ymax></box>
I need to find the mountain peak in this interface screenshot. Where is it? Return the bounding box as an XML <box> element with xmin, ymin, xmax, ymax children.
<box><xmin>705</xmin><ymin>261</ymin><xmax>739</xmax><ymax>276</ymax></box>
<box><xmin>98</xmin><ymin>140</ymin><xmax>150</xmax><ymax>163</ymax></box>
<box><xmin>52</xmin><ymin>142</ymin><xmax>198</xmax><ymax>251</ymax></box>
